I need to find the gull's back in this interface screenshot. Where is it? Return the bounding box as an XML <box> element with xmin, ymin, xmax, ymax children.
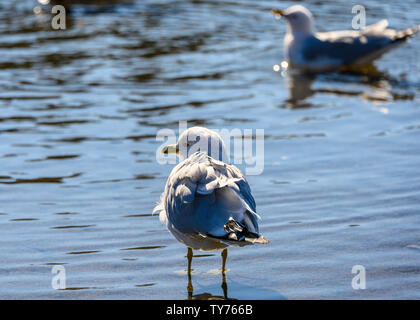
<box><xmin>154</xmin><ymin>152</ymin><xmax>266</xmax><ymax>251</ymax></box>
<box><xmin>296</xmin><ymin>20</ymin><xmax>419</xmax><ymax>71</ymax></box>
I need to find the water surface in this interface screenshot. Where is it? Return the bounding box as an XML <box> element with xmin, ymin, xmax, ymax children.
<box><xmin>0</xmin><ymin>0</ymin><xmax>420</xmax><ymax>299</ymax></box>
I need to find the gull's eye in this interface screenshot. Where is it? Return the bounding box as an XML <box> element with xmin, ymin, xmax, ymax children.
<box><xmin>185</xmin><ymin>140</ymin><xmax>194</xmax><ymax>147</ymax></box>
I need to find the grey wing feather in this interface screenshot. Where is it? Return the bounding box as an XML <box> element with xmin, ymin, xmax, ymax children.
<box><xmin>222</xmin><ymin>162</ymin><xmax>260</xmax><ymax>233</ymax></box>
<box><xmin>302</xmin><ymin>34</ymin><xmax>393</xmax><ymax>65</ymax></box>
<box><xmin>307</xmin><ymin>20</ymin><xmax>420</xmax><ymax>66</ymax></box>
<box><xmin>155</xmin><ymin>151</ymin><xmax>260</xmax><ymax>239</ymax></box>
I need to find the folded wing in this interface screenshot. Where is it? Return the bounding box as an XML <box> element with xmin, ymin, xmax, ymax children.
<box><xmin>154</xmin><ymin>152</ymin><xmax>266</xmax><ymax>245</ymax></box>
<box><xmin>303</xmin><ymin>20</ymin><xmax>419</xmax><ymax>67</ymax></box>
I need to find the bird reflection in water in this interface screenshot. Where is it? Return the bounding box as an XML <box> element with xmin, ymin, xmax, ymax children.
<box><xmin>185</xmin><ymin>248</ymin><xmax>235</xmax><ymax>300</ymax></box>
<box><xmin>277</xmin><ymin>61</ymin><xmax>413</xmax><ymax>109</ymax></box>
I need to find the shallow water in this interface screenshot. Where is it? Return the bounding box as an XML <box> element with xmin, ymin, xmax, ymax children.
<box><xmin>0</xmin><ymin>0</ymin><xmax>419</xmax><ymax>299</ymax></box>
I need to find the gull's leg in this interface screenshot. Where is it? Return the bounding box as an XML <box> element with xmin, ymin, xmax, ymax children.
<box><xmin>221</xmin><ymin>248</ymin><xmax>228</xmax><ymax>274</ymax></box>
<box><xmin>221</xmin><ymin>248</ymin><xmax>228</xmax><ymax>298</ymax></box>
<box><xmin>187</xmin><ymin>247</ymin><xmax>193</xmax><ymax>299</ymax></box>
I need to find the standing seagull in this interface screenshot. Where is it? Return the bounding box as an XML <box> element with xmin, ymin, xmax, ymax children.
<box><xmin>271</xmin><ymin>5</ymin><xmax>420</xmax><ymax>72</ymax></box>
<box><xmin>153</xmin><ymin>127</ymin><xmax>268</xmax><ymax>295</ymax></box>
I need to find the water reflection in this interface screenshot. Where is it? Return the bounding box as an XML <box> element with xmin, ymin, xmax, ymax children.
<box><xmin>283</xmin><ymin>64</ymin><xmax>414</xmax><ymax>108</ymax></box>
<box><xmin>49</xmin><ymin>0</ymin><xmax>134</xmax><ymax>13</ymax></box>
<box><xmin>285</xmin><ymin>72</ymin><xmax>315</xmax><ymax>108</ymax></box>
<box><xmin>1</xmin><ymin>0</ymin><xmax>420</xmax><ymax>299</ymax></box>
<box><xmin>187</xmin><ymin>273</ymin><xmax>234</xmax><ymax>300</ymax></box>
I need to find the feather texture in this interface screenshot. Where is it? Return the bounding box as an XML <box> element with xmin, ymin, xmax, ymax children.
<box><xmin>154</xmin><ymin>151</ymin><xmax>266</xmax><ymax>251</ymax></box>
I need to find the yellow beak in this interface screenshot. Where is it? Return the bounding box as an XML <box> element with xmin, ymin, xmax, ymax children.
<box><xmin>270</xmin><ymin>9</ymin><xmax>285</xmax><ymax>17</ymax></box>
<box><xmin>161</xmin><ymin>144</ymin><xmax>179</xmax><ymax>155</ymax></box>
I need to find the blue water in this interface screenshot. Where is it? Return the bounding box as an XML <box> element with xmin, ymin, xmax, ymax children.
<box><xmin>0</xmin><ymin>0</ymin><xmax>419</xmax><ymax>299</ymax></box>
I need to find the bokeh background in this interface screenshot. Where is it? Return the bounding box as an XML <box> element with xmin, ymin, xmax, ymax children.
<box><xmin>0</xmin><ymin>0</ymin><xmax>419</xmax><ymax>299</ymax></box>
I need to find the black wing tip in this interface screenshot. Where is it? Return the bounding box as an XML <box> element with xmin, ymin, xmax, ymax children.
<box><xmin>222</xmin><ymin>217</ymin><xmax>269</xmax><ymax>244</ymax></box>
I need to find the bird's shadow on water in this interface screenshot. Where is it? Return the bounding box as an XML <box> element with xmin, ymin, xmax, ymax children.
<box><xmin>282</xmin><ymin>64</ymin><xmax>415</xmax><ymax>109</ymax></box>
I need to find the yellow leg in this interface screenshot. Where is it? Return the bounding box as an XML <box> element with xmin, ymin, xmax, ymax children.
<box><xmin>221</xmin><ymin>248</ymin><xmax>228</xmax><ymax>274</ymax></box>
<box><xmin>187</xmin><ymin>247</ymin><xmax>193</xmax><ymax>299</ymax></box>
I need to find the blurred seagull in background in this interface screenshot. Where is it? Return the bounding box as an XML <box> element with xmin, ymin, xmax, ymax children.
<box><xmin>153</xmin><ymin>126</ymin><xmax>268</xmax><ymax>290</ymax></box>
<box><xmin>271</xmin><ymin>5</ymin><xmax>420</xmax><ymax>72</ymax></box>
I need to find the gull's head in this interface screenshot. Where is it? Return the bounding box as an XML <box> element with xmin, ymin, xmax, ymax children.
<box><xmin>161</xmin><ymin>126</ymin><xmax>228</xmax><ymax>161</ymax></box>
<box><xmin>271</xmin><ymin>5</ymin><xmax>314</xmax><ymax>35</ymax></box>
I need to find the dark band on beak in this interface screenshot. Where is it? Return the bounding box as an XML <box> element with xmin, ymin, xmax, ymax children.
<box><xmin>271</xmin><ymin>9</ymin><xmax>285</xmax><ymax>17</ymax></box>
<box><xmin>161</xmin><ymin>144</ymin><xmax>179</xmax><ymax>155</ymax></box>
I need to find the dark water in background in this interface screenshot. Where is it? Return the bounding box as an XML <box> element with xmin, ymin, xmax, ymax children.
<box><xmin>0</xmin><ymin>0</ymin><xmax>419</xmax><ymax>299</ymax></box>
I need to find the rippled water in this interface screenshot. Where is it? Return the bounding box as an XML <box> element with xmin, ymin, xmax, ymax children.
<box><xmin>1</xmin><ymin>0</ymin><xmax>420</xmax><ymax>299</ymax></box>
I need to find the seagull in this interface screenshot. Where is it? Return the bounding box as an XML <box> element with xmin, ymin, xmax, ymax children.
<box><xmin>153</xmin><ymin>126</ymin><xmax>268</xmax><ymax>292</ymax></box>
<box><xmin>271</xmin><ymin>5</ymin><xmax>420</xmax><ymax>72</ymax></box>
